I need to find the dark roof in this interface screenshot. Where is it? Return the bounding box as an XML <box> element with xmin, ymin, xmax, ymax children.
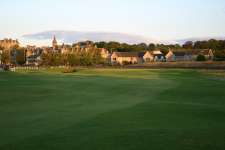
<box><xmin>114</xmin><ymin>52</ymin><xmax>146</xmax><ymax>57</ymax></box>
<box><xmin>174</xmin><ymin>49</ymin><xmax>211</xmax><ymax>55</ymax></box>
<box><xmin>138</xmin><ymin>52</ymin><xmax>146</xmax><ymax>57</ymax></box>
<box><xmin>173</xmin><ymin>51</ymin><xmax>186</xmax><ymax>56</ymax></box>
<box><xmin>154</xmin><ymin>54</ymin><xmax>165</xmax><ymax>58</ymax></box>
<box><xmin>171</xmin><ymin>49</ymin><xmax>212</xmax><ymax>56</ymax></box>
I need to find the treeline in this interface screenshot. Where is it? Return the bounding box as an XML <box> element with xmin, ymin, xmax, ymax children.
<box><xmin>183</xmin><ymin>39</ymin><xmax>225</xmax><ymax>50</ymax></box>
<box><xmin>95</xmin><ymin>39</ymin><xmax>225</xmax><ymax>52</ymax></box>
<box><xmin>41</xmin><ymin>50</ymin><xmax>104</xmax><ymax>66</ymax></box>
<box><xmin>95</xmin><ymin>41</ymin><xmax>181</xmax><ymax>53</ymax></box>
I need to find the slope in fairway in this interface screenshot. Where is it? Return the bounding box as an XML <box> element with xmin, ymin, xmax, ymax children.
<box><xmin>0</xmin><ymin>69</ymin><xmax>225</xmax><ymax>150</ymax></box>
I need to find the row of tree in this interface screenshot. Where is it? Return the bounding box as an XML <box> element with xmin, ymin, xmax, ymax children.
<box><xmin>95</xmin><ymin>39</ymin><xmax>225</xmax><ymax>52</ymax></box>
<box><xmin>0</xmin><ymin>47</ymin><xmax>104</xmax><ymax>66</ymax></box>
<box><xmin>183</xmin><ymin>39</ymin><xmax>225</xmax><ymax>50</ymax></box>
<box><xmin>95</xmin><ymin>41</ymin><xmax>180</xmax><ymax>53</ymax></box>
<box><xmin>41</xmin><ymin>50</ymin><xmax>104</xmax><ymax>66</ymax></box>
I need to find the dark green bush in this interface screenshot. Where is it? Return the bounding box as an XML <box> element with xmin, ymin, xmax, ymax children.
<box><xmin>196</xmin><ymin>55</ymin><xmax>206</xmax><ymax>61</ymax></box>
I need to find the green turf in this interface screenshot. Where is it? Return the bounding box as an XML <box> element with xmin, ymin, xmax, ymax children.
<box><xmin>0</xmin><ymin>69</ymin><xmax>225</xmax><ymax>150</ymax></box>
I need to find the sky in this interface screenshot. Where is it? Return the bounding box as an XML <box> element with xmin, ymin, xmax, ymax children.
<box><xmin>0</xmin><ymin>0</ymin><xmax>225</xmax><ymax>45</ymax></box>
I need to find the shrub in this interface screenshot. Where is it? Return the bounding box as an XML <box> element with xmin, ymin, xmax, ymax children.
<box><xmin>196</xmin><ymin>55</ymin><xmax>206</xmax><ymax>61</ymax></box>
<box><xmin>62</xmin><ymin>67</ymin><xmax>78</xmax><ymax>73</ymax></box>
<box><xmin>3</xmin><ymin>65</ymin><xmax>10</xmax><ymax>71</ymax></box>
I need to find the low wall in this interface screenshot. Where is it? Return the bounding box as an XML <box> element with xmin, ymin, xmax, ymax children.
<box><xmin>126</xmin><ymin>61</ymin><xmax>225</xmax><ymax>69</ymax></box>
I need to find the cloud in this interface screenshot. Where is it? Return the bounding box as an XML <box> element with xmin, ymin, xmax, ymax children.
<box><xmin>23</xmin><ymin>30</ymin><xmax>161</xmax><ymax>44</ymax></box>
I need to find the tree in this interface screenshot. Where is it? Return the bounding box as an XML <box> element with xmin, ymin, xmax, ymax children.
<box><xmin>92</xmin><ymin>49</ymin><xmax>103</xmax><ymax>64</ymax></box>
<box><xmin>80</xmin><ymin>51</ymin><xmax>93</xmax><ymax>66</ymax></box>
<box><xmin>183</xmin><ymin>41</ymin><xmax>193</xmax><ymax>49</ymax></box>
<box><xmin>15</xmin><ymin>48</ymin><xmax>26</xmax><ymax>65</ymax></box>
<box><xmin>148</xmin><ymin>43</ymin><xmax>155</xmax><ymax>51</ymax></box>
<box><xmin>196</xmin><ymin>55</ymin><xmax>206</xmax><ymax>61</ymax></box>
<box><xmin>0</xmin><ymin>46</ymin><xmax>4</xmax><ymax>50</ymax></box>
<box><xmin>137</xmin><ymin>43</ymin><xmax>148</xmax><ymax>51</ymax></box>
<box><xmin>1</xmin><ymin>51</ymin><xmax>10</xmax><ymax>64</ymax></box>
<box><xmin>95</xmin><ymin>41</ymin><xmax>107</xmax><ymax>49</ymax></box>
<box><xmin>41</xmin><ymin>53</ymin><xmax>53</xmax><ymax>66</ymax></box>
<box><xmin>67</xmin><ymin>54</ymin><xmax>80</xmax><ymax>66</ymax></box>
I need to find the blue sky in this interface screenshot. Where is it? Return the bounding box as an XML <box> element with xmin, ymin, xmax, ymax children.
<box><xmin>0</xmin><ymin>0</ymin><xmax>225</xmax><ymax>43</ymax></box>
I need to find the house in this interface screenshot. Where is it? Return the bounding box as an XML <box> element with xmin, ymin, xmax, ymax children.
<box><xmin>142</xmin><ymin>50</ymin><xmax>166</xmax><ymax>63</ymax></box>
<box><xmin>151</xmin><ymin>50</ymin><xmax>166</xmax><ymax>62</ymax></box>
<box><xmin>166</xmin><ymin>50</ymin><xmax>192</xmax><ymax>61</ymax></box>
<box><xmin>26</xmin><ymin>55</ymin><xmax>42</xmax><ymax>66</ymax></box>
<box><xmin>26</xmin><ymin>48</ymin><xmax>42</xmax><ymax>65</ymax></box>
<box><xmin>166</xmin><ymin>49</ymin><xmax>214</xmax><ymax>61</ymax></box>
<box><xmin>190</xmin><ymin>49</ymin><xmax>214</xmax><ymax>60</ymax></box>
<box><xmin>111</xmin><ymin>52</ymin><xmax>144</xmax><ymax>65</ymax></box>
<box><xmin>111</xmin><ymin>50</ymin><xmax>166</xmax><ymax>65</ymax></box>
<box><xmin>143</xmin><ymin>51</ymin><xmax>154</xmax><ymax>62</ymax></box>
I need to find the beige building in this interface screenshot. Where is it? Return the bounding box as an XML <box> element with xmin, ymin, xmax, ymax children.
<box><xmin>72</xmin><ymin>41</ymin><xmax>97</xmax><ymax>53</ymax></box>
<box><xmin>191</xmin><ymin>49</ymin><xmax>214</xmax><ymax>60</ymax></box>
<box><xmin>111</xmin><ymin>52</ymin><xmax>144</xmax><ymax>65</ymax></box>
<box><xmin>111</xmin><ymin>50</ymin><xmax>166</xmax><ymax>65</ymax></box>
<box><xmin>166</xmin><ymin>49</ymin><xmax>214</xmax><ymax>61</ymax></box>
<box><xmin>0</xmin><ymin>38</ymin><xmax>19</xmax><ymax>50</ymax></box>
<box><xmin>61</xmin><ymin>44</ymin><xmax>72</xmax><ymax>54</ymax></box>
<box><xmin>143</xmin><ymin>51</ymin><xmax>154</xmax><ymax>62</ymax></box>
<box><xmin>166</xmin><ymin>50</ymin><xmax>192</xmax><ymax>62</ymax></box>
<box><xmin>26</xmin><ymin>45</ymin><xmax>36</xmax><ymax>57</ymax></box>
<box><xmin>143</xmin><ymin>50</ymin><xmax>165</xmax><ymax>62</ymax></box>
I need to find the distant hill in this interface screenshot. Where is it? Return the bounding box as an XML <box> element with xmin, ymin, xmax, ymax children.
<box><xmin>23</xmin><ymin>30</ymin><xmax>161</xmax><ymax>44</ymax></box>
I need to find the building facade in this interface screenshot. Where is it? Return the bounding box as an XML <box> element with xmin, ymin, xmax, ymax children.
<box><xmin>166</xmin><ymin>49</ymin><xmax>214</xmax><ymax>62</ymax></box>
<box><xmin>0</xmin><ymin>39</ymin><xmax>19</xmax><ymax>50</ymax></box>
<box><xmin>111</xmin><ymin>52</ymin><xmax>145</xmax><ymax>65</ymax></box>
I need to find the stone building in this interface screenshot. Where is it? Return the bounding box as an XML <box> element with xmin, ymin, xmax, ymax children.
<box><xmin>166</xmin><ymin>49</ymin><xmax>214</xmax><ymax>61</ymax></box>
<box><xmin>0</xmin><ymin>38</ymin><xmax>19</xmax><ymax>50</ymax></box>
<box><xmin>72</xmin><ymin>41</ymin><xmax>97</xmax><ymax>53</ymax></box>
<box><xmin>111</xmin><ymin>52</ymin><xmax>144</xmax><ymax>65</ymax></box>
<box><xmin>52</xmin><ymin>35</ymin><xmax>58</xmax><ymax>50</ymax></box>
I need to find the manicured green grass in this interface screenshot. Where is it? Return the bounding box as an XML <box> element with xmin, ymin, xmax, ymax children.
<box><xmin>0</xmin><ymin>69</ymin><xmax>225</xmax><ymax>150</ymax></box>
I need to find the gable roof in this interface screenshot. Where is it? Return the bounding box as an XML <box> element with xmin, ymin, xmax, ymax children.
<box><xmin>149</xmin><ymin>50</ymin><xmax>164</xmax><ymax>57</ymax></box>
<box><xmin>138</xmin><ymin>52</ymin><xmax>146</xmax><ymax>57</ymax></box>
<box><xmin>152</xmin><ymin>50</ymin><xmax>162</xmax><ymax>55</ymax></box>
